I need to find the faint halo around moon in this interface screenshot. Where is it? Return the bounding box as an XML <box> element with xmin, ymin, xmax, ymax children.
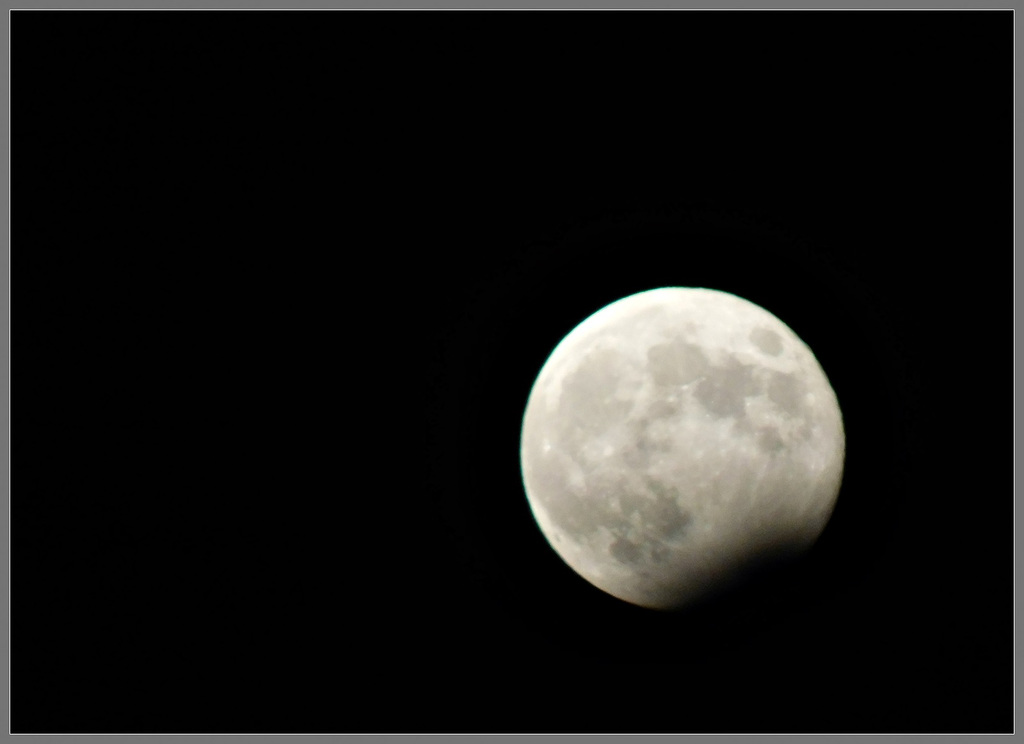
<box><xmin>519</xmin><ymin>287</ymin><xmax>845</xmax><ymax>610</ymax></box>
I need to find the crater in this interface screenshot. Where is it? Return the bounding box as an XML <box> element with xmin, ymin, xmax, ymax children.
<box><xmin>636</xmin><ymin>425</ymin><xmax>673</xmax><ymax>455</ymax></box>
<box><xmin>646</xmin><ymin>398</ymin><xmax>681</xmax><ymax>419</ymax></box>
<box><xmin>558</xmin><ymin>349</ymin><xmax>634</xmax><ymax>430</ymax></box>
<box><xmin>756</xmin><ymin>426</ymin><xmax>785</xmax><ymax>453</ymax></box>
<box><xmin>622</xmin><ymin>445</ymin><xmax>649</xmax><ymax>469</ymax></box>
<box><xmin>652</xmin><ymin>498</ymin><xmax>691</xmax><ymax>538</ymax></box>
<box><xmin>767</xmin><ymin>372</ymin><xmax>804</xmax><ymax>416</ymax></box>
<box><xmin>528</xmin><ymin>458</ymin><xmax>622</xmax><ymax>542</ymax></box>
<box><xmin>610</xmin><ymin>537</ymin><xmax>641</xmax><ymax>564</ymax></box>
<box><xmin>647</xmin><ymin>340</ymin><xmax>709</xmax><ymax>387</ymax></box>
<box><xmin>627</xmin><ymin>409</ymin><xmax>677</xmax><ymax>466</ymax></box>
<box><xmin>643</xmin><ymin>480</ymin><xmax>693</xmax><ymax>538</ymax></box>
<box><xmin>694</xmin><ymin>357</ymin><xmax>758</xmax><ymax>419</ymax></box>
<box><xmin>750</xmin><ymin>327</ymin><xmax>783</xmax><ymax>356</ymax></box>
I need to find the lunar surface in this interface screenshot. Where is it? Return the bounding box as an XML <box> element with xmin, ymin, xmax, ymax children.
<box><xmin>520</xmin><ymin>287</ymin><xmax>845</xmax><ymax>610</ymax></box>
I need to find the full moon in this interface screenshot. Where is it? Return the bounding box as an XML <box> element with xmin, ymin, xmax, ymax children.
<box><xmin>520</xmin><ymin>287</ymin><xmax>845</xmax><ymax>610</ymax></box>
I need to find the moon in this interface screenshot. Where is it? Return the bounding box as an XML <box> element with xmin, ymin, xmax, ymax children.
<box><xmin>519</xmin><ymin>287</ymin><xmax>845</xmax><ymax>610</ymax></box>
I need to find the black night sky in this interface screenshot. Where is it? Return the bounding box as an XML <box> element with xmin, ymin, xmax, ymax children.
<box><xmin>19</xmin><ymin>10</ymin><xmax>1012</xmax><ymax>734</ymax></box>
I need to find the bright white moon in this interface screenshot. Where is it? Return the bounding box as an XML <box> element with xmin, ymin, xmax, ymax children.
<box><xmin>520</xmin><ymin>287</ymin><xmax>845</xmax><ymax>610</ymax></box>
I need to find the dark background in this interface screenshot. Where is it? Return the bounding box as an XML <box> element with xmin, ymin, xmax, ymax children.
<box><xmin>18</xmin><ymin>10</ymin><xmax>1012</xmax><ymax>734</ymax></box>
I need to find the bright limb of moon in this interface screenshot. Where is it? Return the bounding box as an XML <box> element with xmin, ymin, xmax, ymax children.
<box><xmin>519</xmin><ymin>287</ymin><xmax>845</xmax><ymax>610</ymax></box>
